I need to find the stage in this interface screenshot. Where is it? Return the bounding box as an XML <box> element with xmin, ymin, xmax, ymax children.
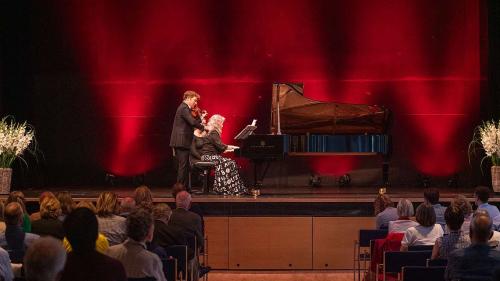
<box><xmin>10</xmin><ymin>185</ymin><xmax>493</xmax><ymax>217</ymax></box>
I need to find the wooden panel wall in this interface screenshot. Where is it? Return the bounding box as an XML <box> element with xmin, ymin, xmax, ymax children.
<box><xmin>204</xmin><ymin>216</ymin><xmax>374</xmax><ymax>270</ymax></box>
<box><xmin>313</xmin><ymin>217</ymin><xmax>375</xmax><ymax>269</ymax></box>
<box><xmin>204</xmin><ymin>217</ymin><xmax>229</xmax><ymax>269</ymax></box>
<box><xmin>228</xmin><ymin>217</ymin><xmax>313</xmax><ymax>269</ymax></box>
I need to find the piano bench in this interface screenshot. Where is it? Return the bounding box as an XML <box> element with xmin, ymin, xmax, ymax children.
<box><xmin>190</xmin><ymin>161</ymin><xmax>216</xmax><ymax>194</ymax></box>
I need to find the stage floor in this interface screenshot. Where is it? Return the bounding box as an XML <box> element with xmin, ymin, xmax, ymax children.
<box><xmin>11</xmin><ymin>185</ymin><xmax>483</xmax><ymax>203</ymax></box>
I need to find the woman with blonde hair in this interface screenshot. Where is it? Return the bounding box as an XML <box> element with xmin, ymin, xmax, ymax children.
<box><xmin>133</xmin><ymin>185</ymin><xmax>153</xmax><ymax>208</ymax></box>
<box><xmin>76</xmin><ymin>200</ymin><xmax>97</xmax><ymax>214</ymax></box>
<box><xmin>56</xmin><ymin>191</ymin><xmax>75</xmax><ymax>221</ymax></box>
<box><xmin>31</xmin><ymin>197</ymin><xmax>65</xmax><ymax>240</ymax></box>
<box><xmin>200</xmin><ymin>114</ymin><xmax>247</xmax><ymax>195</ymax></box>
<box><xmin>96</xmin><ymin>192</ymin><xmax>126</xmax><ymax>246</ymax></box>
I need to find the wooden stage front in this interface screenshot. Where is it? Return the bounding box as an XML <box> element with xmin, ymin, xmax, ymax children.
<box><xmin>11</xmin><ymin>185</ymin><xmax>493</xmax><ymax>270</ymax></box>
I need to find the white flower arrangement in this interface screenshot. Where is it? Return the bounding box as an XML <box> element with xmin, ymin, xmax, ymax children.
<box><xmin>469</xmin><ymin>120</ymin><xmax>500</xmax><ymax>168</ymax></box>
<box><xmin>0</xmin><ymin>117</ymin><xmax>36</xmax><ymax>168</ymax></box>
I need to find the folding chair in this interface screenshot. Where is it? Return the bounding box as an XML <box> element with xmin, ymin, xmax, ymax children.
<box><xmin>165</xmin><ymin>245</ymin><xmax>189</xmax><ymax>281</ymax></box>
<box><xmin>401</xmin><ymin>266</ymin><xmax>446</xmax><ymax>281</ymax></box>
<box><xmin>408</xmin><ymin>245</ymin><xmax>434</xmax><ymax>251</ymax></box>
<box><xmin>426</xmin><ymin>258</ymin><xmax>447</xmax><ymax>267</ymax></box>
<box><xmin>200</xmin><ymin>236</ymin><xmax>209</xmax><ymax>281</ymax></box>
<box><xmin>162</xmin><ymin>257</ymin><xmax>178</xmax><ymax>281</ymax></box>
<box><xmin>380</xmin><ymin>251</ymin><xmax>432</xmax><ymax>281</ymax></box>
<box><xmin>353</xmin><ymin>229</ymin><xmax>388</xmax><ymax>281</ymax></box>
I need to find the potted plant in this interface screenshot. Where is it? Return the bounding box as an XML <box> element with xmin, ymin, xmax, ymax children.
<box><xmin>469</xmin><ymin>120</ymin><xmax>500</xmax><ymax>192</ymax></box>
<box><xmin>0</xmin><ymin>117</ymin><xmax>36</xmax><ymax>194</ymax></box>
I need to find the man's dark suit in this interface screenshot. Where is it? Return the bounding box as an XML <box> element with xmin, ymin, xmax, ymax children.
<box><xmin>169</xmin><ymin>102</ymin><xmax>204</xmax><ymax>184</ymax></box>
<box><xmin>152</xmin><ymin>220</ymin><xmax>194</xmax><ymax>259</ymax></box>
<box><xmin>168</xmin><ymin>208</ymin><xmax>204</xmax><ymax>250</ymax></box>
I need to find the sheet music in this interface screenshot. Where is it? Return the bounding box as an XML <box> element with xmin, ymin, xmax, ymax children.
<box><xmin>234</xmin><ymin>119</ymin><xmax>257</xmax><ymax>140</ymax></box>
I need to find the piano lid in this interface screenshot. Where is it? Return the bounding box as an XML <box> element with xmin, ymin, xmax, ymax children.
<box><xmin>270</xmin><ymin>83</ymin><xmax>390</xmax><ymax>134</ymax></box>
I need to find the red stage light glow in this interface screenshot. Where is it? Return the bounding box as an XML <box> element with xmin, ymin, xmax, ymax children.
<box><xmin>58</xmin><ymin>0</ymin><xmax>484</xmax><ymax>179</ymax></box>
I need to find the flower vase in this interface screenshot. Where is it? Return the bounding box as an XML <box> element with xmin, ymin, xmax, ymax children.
<box><xmin>492</xmin><ymin>166</ymin><xmax>500</xmax><ymax>193</ymax></box>
<box><xmin>0</xmin><ymin>168</ymin><xmax>12</xmax><ymax>194</ymax></box>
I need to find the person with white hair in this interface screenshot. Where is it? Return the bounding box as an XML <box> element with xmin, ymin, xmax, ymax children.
<box><xmin>24</xmin><ymin>237</ymin><xmax>67</xmax><ymax>281</ymax></box>
<box><xmin>388</xmin><ymin>199</ymin><xmax>418</xmax><ymax>233</ymax></box>
<box><xmin>199</xmin><ymin>114</ymin><xmax>247</xmax><ymax>195</ymax></box>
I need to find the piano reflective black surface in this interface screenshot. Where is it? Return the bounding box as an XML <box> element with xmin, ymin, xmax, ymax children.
<box><xmin>234</xmin><ymin>83</ymin><xmax>391</xmax><ymax>187</ymax></box>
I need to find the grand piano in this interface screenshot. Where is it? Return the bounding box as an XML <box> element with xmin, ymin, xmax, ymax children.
<box><xmin>234</xmin><ymin>83</ymin><xmax>391</xmax><ymax>187</ymax></box>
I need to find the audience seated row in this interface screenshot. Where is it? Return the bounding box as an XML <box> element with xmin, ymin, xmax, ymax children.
<box><xmin>369</xmin><ymin>186</ymin><xmax>500</xmax><ymax>281</ymax></box>
<box><xmin>0</xmin><ymin>183</ymin><xmax>207</xmax><ymax>281</ymax></box>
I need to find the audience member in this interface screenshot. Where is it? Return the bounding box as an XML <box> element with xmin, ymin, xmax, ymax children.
<box><xmin>169</xmin><ymin>191</ymin><xmax>204</xmax><ymax>249</ymax></box>
<box><xmin>0</xmin><ymin>200</ymin><xmax>6</xmax><ymax>234</ymax></box>
<box><xmin>373</xmin><ymin>194</ymin><xmax>398</xmax><ymax>229</ymax></box>
<box><xmin>445</xmin><ymin>212</ymin><xmax>500</xmax><ymax>280</ymax></box>
<box><xmin>401</xmin><ymin>203</ymin><xmax>443</xmax><ymax>251</ymax></box>
<box><xmin>118</xmin><ymin>197</ymin><xmax>135</xmax><ymax>218</ymax></box>
<box><xmin>63</xmin><ymin>202</ymin><xmax>109</xmax><ymax>254</ymax></box>
<box><xmin>7</xmin><ymin>191</ymin><xmax>31</xmax><ymax>233</ymax></box>
<box><xmin>451</xmin><ymin>194</ymin><xmax>473</xmax><ymax>235</ymax></box>
<box><xmin>0</xmin><ymin>247</ymin><xmax>13</xmax><ymax>281</ymax></box>
<box><xmin>60</xmin><ymin>207</ymin><xmax>126</xmax><ymax>281</ymax></box>
<box><xmin>423</xmin><ymin>188</ymin><xmax>446</xmax><ymax>228</ymax></box>
<box><xmin>0</xmin><ymin>202</ymin><xmax>39</xmax><ymax>250</ymax></box>
<box><xmin>30</xmin><ymin>192</ymin><xmax>55</xmax><ymax>222</ymax></box>
<box><xmin>133</xmin><ymin>185</ymin><xmax>154</xmax><ymax>209</ymax></box>
<box><xmin>474</xmin><ymin>209</ymin><xmax>500</xmax><ymax>248</ymax></box>
<box><xmin>171</xmin><ymin>183</ymin><xmax>205</xmax><ymax>233</ymax></box>
<box><xmin>31</xmin><ymin>197</ymin><xmax>65</xmax><ymax>240</ymax></box>
<box><xmin>76</xmin><ymin>200</ymin><xmax>97</xmax><ymax>213</ymax></box>
<box><xmin>96</xmin><ymin>192</ymin><xmax>127</xmax><ymax>246</ymax></box>
<box><xmin>388</xmin><ymin>199</ymin><xmax>418</xmax><ymax>233</ymax></box>
<box><xmin>106</xmin><ymin>208</ymin><xmax>166</xmax><ymax>281</ymax></box>
<box><xmin>152</xmin><ymin>203</ymin><xmax>189</xmax><ymax>255</ymax></box>
<box><xmin>24</xmin><ymin>237</ymin><xmax>66</xmax><ymax>281</ymax></box>
<box><xmin>169</xmin><ymin>191</ymin><xmax>204</xmax><ymax>281</ymax></box>
<box><xmin>431</xmin><ymin>205</ymin><xmax>470</xmax><ymax>259</ymax></box>
<box><xmin>475</xmin><ymin>186</ymin><xmax>500</xmax><ymax>220</ymax></box>
<box><xmin>56</xmin><ymin>191</ymin><xmax>75</xmax><ymax>221</ymax></box>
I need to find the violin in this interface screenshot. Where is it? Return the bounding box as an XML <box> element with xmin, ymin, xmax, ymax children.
<box><xmin>191</xmin><ymin>105</ymin><xmax>208</xmax><ymax>124</ymax></box>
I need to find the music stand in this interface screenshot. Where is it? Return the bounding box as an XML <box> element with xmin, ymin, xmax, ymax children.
<box><xmin>234</xmin><ymin>125</ymin><xmax>257</xmax><ymax>140</ymax></box>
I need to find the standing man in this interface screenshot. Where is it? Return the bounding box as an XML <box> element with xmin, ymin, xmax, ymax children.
<box><xmin>170</xmin><ymin>90</ymin><xmax>205</xmax><ymax>187</ymax></box>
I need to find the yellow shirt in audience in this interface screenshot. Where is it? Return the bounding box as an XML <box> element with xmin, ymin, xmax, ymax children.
<box><xmin>63</xmin><ymin>233</ymin><xmax>110</xmax><ymax>254</ymax></box>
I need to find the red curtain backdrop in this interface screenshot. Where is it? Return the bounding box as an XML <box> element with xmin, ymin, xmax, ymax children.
<box><xmin>58</xmin><ymin>0</ymin><xmax>484</xmax><ymax>177</ymax></box>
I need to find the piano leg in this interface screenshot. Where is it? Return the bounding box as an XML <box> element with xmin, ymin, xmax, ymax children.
<box><xmin>252</xmin><ymin>160</ymin><xmax>271</xmax><ymax>188</ymax></box>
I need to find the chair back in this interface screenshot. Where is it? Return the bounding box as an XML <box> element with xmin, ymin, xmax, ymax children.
<box><xmin>165</xmin><ymin>245</ymin><xmax>188</xmax><ymax>280</ymax></box>
<box><xmin>427</xmin><ymin>258</ymin><xmax>447</xmax><ymax>267</ymax></box>
<box><xmin>359</xmin><ymin>229</ymin><xmax>388</xmax><ymax>247</ymax></box>
<box><xmin>401</xmin><ymin>266</ymin><xmax>445</xmax><ymax>281</ymax></box>
<box><xmin>408</xmin><ymin>245</ymin><xmax>434</xmax><ymax>251</ymax></box>
<box><xmin>162</xmin><ymin>257</ymin><xmax>178</xmax><ymax>281</ymax></box>
<box><xmin>384</xmin><ymin>251</ymin><xmax>432</xmax><ymax>274</ymax></box>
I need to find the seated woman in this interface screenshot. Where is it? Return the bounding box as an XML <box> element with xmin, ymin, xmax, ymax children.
<box><xmin>451</xmin><ymin>194</ymin><xmax>473</xmax><ymax>235</ymax></box>
<box><xmin>388</xmin><ymin>199</ymin><xmax>418</xmax><ymax>233</ymax></box>
<box><xmin>31</xmin><ymin>197</ymin><xmax>65</xmax><ymax>240</ymax></box>
<box><xmin>200</xmin><ymin>114</ymin><xmax>247</xmax><ymax>195</ymax></box>
<box><xmin>400</xmin><ymin>203</ymin><xmax>444</xmax><ymax>251</ymax></box>
<box><xmin>374</xmin><ymin>194</ymin><xmax>398</xmax><ymax>229</ymax></box>
<box><xmin>431</xmin><ymin>205</ymin><xmax>470</xmax><ymax>259</ymax></box>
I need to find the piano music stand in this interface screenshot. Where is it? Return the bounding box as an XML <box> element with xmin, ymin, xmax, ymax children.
<box><xmin>234</xmin><ymin>125</ymin><xmax>257</xmax><ymax>140</ymax></box>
